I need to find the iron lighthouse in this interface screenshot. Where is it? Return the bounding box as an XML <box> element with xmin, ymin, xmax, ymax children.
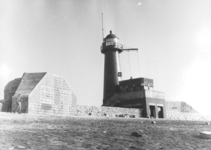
<box><xmin>101</xmin><ymin>31</ymin><xmax>122</xmax><ymax>105</ymax></box>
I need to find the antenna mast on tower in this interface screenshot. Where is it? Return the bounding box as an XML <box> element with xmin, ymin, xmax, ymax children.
<box><xmin>101</xmin><ymin>13</ymin><xmax>104</xmax><ymax>41</ymax></box>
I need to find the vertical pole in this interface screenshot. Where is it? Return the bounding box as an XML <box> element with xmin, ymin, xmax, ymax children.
<box><xmin>102</xmin><ymin>13</ymin><xmax>104</xmax><ymax>41</ymax></box>
<box><xmin>136</xmin><ymin>50</ymin><xmax>141</xmax><ymax>77</ymax></box>
<box><xmin>127</xmin><ymin>51</ymin><xmax>132</xmax><ymax>78</ymax></box>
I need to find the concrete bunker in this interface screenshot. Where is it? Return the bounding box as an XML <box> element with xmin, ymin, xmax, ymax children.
<box><xmin>2</xmin><ymin>72</ymin><xmax>77</xmax><ymax>116</ymax></box>
<box><xmin>103</xmin><ymin>77</ymin><xmax>166</xmax><ymax>118</ymax></box>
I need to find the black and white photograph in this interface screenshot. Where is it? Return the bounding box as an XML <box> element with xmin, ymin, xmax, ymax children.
<box><xmin>0</xmin><ymin>0</ymin><xmax>211</xmax><ymax>149</ymax></box>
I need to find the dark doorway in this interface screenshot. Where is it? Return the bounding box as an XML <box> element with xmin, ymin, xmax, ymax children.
<box><xmin>149</xmin><ymin>105</ymin><xmax>156</xmax><ymax>118</ymax></box>
<box><xmin>158</xmin><ymin>106</ymin><xmax>164</xmax><ymax>118</ymax></box>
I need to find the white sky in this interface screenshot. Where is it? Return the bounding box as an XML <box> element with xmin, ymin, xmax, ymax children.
<box><xmin>0</xmin><ymin>0</ymin><xmax>211</xmax><ymax>115</ymax></box>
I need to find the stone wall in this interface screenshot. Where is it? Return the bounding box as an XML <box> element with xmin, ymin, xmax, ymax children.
<box><xmin>75</xmin><ymin>105</ymin><xmax>141</xmax><ymax>118</ymax></box>
<box><xmin>72</xmin><ymin>105</ymin><xmax>211</xmax><ymax>121</ymax></box>
<box><xmin>7</xmin><ymin>99</ymin><xmax>211</xmax><ymax>121</ymax></box>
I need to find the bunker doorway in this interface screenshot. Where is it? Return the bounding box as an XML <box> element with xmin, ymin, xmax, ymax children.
<box><xmin>149</xmin><ymin>105</ymin><xmax>156</xmax><ymax>118</ymax></box>
<box><xmin>158</xmin><ymin>106</ymin><xmax>164</xmax><ymax>118</ymax></box>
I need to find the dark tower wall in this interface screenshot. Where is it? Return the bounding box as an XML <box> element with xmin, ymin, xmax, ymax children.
<box><xmin>103</xmin><ymin>50</ymin><xmax>119</xmax><ymax>104</ymax></box>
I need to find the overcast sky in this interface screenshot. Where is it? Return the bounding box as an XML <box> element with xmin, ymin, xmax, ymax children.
<box><xmin>1</xmin><ymin>0</ymin><xmax>211</xmax><ymax>115</ymax></box>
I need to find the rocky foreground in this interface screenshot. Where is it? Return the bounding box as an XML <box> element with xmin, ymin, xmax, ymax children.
<box><xmin>0</xmin><ymin>113</ymin><xmax>211</xmax><ymax>150</ymax></box>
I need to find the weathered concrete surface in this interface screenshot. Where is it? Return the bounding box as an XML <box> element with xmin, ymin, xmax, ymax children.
<box><xmin>165</xmin><ymin>101</ymin><xmax>198</xmax><ymax>113</ymax></box>
<box><xmin>3</xmin><ymin>72</ymin><xmax>77</xmax><ymax>116</ymax></box>
<box><xmin>2</xmin><ymin>78</ymin><xmax>22</xmax><ymax>112</ymax></box>
<box><xmin>27</xmin><ymin>73</ymin><xmax>77</xmax><ymax>115</ymax></box>
<box><xmin>14</xmin><ymin>72</ymin><xmax>47</xmax><ymax>96</ymax></box>
<box><xmin>166</xmin><ymin>111</ymin><xmax>211</xmax><ymax>121</ymax></box>
<box><xmin>1</xmin><ymin>112</ymin><xmax>211</xmax><ymax>150</ymax></box>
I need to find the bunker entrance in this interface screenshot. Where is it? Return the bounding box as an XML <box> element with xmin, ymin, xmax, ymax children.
<box><xmin>149</xmin><ymin>105</ymin><xmax>156</xmax><ymax>118</ymax></box>
<box><xmin>158</xmin><ymin>106</ymin><xmax>164</xmax><ymax>118</ymax></box>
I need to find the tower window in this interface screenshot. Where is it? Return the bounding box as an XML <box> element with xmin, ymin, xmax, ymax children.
<box><xmin>106</xmin><ymin>38</ymin><xmax>118</xmax><ymax>46</ymax></box>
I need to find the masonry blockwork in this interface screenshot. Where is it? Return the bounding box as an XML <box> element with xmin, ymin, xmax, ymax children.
<box><xmin>3</xmin><ymin>72</ymin><xmax>77</xmax><ymax>115</ymax></box>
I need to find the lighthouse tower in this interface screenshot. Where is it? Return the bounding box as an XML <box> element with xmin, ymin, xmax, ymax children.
<box><xmin>100</xmin><ymin>31</ymin><xmax>166</xmax><ymax>119</ymax></box>
<box><xmin>101</xmin><ymin>31</ymin><xmax>123</xmax><ymax>105</ymax></box>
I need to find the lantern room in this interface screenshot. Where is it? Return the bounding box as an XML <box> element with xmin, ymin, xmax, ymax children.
<box><xmin>101</xmin><ymin>31</ymin><xmax>123</xmax><ymax>53</ymax></box>
<box><xmin>105</xmin><ymin>31</ymin><xmax>119</xmax><ymax>46</ymax></box>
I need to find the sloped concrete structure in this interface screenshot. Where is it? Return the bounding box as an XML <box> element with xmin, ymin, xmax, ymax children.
<box><xmin>3</xmin><ymin>72</ymin><xmax>77</xmax><ymax>115</ymax></box>
<box><xmin>3</xmin><ymin>78</ymin><xmax>22</xmax><ymax>112</ymax></box>
<box><xmin>165</xmin><ymin>101</ymin><xmax>198</xmax><ymax>113</ymax></box>
<box><xmin>165</xmin><ymin>101</ymin><xmax>199</xmax><ymax>120</ymax></box>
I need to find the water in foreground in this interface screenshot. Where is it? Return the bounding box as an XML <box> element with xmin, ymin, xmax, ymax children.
<box><xmin>0</xmin><ymin>113</ymin><xmax>211</xmax><ymax>150</ymax></box>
